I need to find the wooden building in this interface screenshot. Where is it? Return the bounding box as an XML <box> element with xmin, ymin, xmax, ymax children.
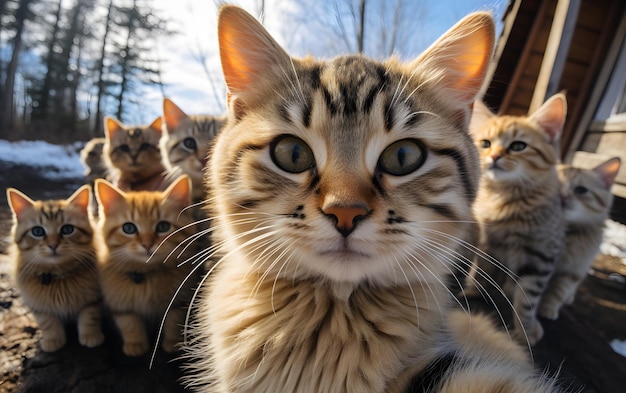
<box><xmin>480</xmin><ymin>0</ymin><xmax>626</xmax><ymax>203</ymax></box>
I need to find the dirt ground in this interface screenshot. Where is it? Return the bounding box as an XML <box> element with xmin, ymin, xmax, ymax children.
<box><xmin>1</xmin><ymin>161</ymin><xmax>626</xmax><ymax>392</ymax></box>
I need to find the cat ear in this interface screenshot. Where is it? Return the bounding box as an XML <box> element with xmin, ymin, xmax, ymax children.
<box><xmin>6</xmin><ymin>188</ymin><xmax>36</xmax><ymax>219</ymax></box>
<box><xmin>149</xmin><ymin>116</ymin><xmax>163</xmax><ymax>134</ymax></box>
<box><xmin>217</xmin><ymin>5</ymin><xmax>292</xmax><ymax>111</ymax></box>
<box><xmin>529</xmin><ymin>93</ymin><xmax>567</xmax><ymax>143</ymax></box>
<box><xmin>469</xmin><ymin>100</ymin><xmax>495</xmax><ymax>134</ymax></box>
<box><xmin>163</xmin><ymin>98</ymin><xmax>188</xmax><ymax>132</ymax></box>
<box><xmin>66</xmin><ymin>185</ymin><xmax>92</xmax><ymax>215</ymax></box>
<box><xmin>593</xmin><ymin>157</ymin><xmax>621</xmax><ymax>189</ymax></box>
<box><xmin>411</xmin><ymin>12</ymin><xmax>495</xmax><ymax>109</ymax></box>
<box><xmin>104</xmin><ymin>117</ymin><xmax>124</xmax><ymax>140</ymax></box>
<box><xmin>163</xmin><ymin>175</ymin><xmax>192</xmax><ymax>208</ymax></box>
<box><xmin>94</xmin><ymin>179</ymin><xmax>126</xmax><ymax>215</ymax></box>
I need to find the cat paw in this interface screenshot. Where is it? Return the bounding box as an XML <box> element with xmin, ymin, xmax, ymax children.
<box><xmin>123</xmin><ymin>340</ymin><xmax>149</xmax><ymax>357</ymax></box>
<box><xmin>514</xmin><ymin>323</ymin><xmax>544</xmax><ymax>346</ymax></box>
<box><xmin>40</xmin><ymin>335</ymin><xmax>67</xmax><ymax>352</ymax></box>
<box><xmin>538</xmin><ymin>303</ymin><xmax>560</xmax><ymax>320</ymax></box>
<box><xmin>80</xmin><ymin>331</ymin><xmax>105</xmax><ymax>348</ymax></box>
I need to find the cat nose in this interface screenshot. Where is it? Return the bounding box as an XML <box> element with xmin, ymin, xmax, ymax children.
<box><xmin>323</xmin><ymin>204</ymin><xmax>369</xmax><ymax>237</ymax></box>
<box><xmin>48</xmin><ymin>243</ymin><xmax>59</xmax><ymax>252</ymax></box>
<box><xmin>490</xmin><ymin>153</ymin><xmax>501</xmax><ymax>162</ymax></box>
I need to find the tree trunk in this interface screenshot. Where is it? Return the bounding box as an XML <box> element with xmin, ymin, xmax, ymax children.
<box><xmin>94</xmin><ymin>0</ymin><xmax>113</xmax><ymax>134</ymax></box>
<box><xmin>115</xmin><ymin>0</ymin><xmax>137</xmax><ymax>121</ymax></box>
<box><xmin>357</xmin><ymin>0</ymin><xmax>365</xmax><ymax>53</ymax></box>
<box><xmin>35</xmin><ymin>0</ymin><xmax>63</xmax><ymax>120</ymax></box>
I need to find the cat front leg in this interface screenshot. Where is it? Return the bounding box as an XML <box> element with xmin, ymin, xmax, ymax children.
<box><xmin>77</xmin><ymin>302</ymin><xmax>105</xmax><ymax>348</ymax></box>
<box><xmin>162</xmin><ymin>306</ymin><xmax>184</xmax><ymax>352</ymax></box>
<box><xmin>511</xmin><ymin>263</ymin><xmax>554</xmax><ymax>345</ymax></box>
<box><xmin>538</xmin><ymin>272</ymin><xmax>583</xmax><ymax>320</ymax></box>
<box><xmin>33</xmin><ymin>312</ymin><xmax>66</xmax><ymax>352</ymax></box>
<box><xmin>113</xmin><ymin>312</ymin><xmax>149</xmax><ymax>356</ymax></box>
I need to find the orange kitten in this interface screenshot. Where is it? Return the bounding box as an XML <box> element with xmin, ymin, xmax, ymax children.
<box><xmin>7</xmin><ymin>186</ymin><xmax>104</xmax><ymax>352</ymax></box>
<box><xmin>93</xmin><ymin>175</ymin><xmax>198</xmax><ymax>356</ymax></box>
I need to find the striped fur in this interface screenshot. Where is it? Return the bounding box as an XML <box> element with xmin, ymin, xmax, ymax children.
<box><xmin>539</xmin><ymin>157</ymin><xmax>621</xmax><ymax>319</ymax></box>
<box><xmin>160</xmin><ymin>98</ymin><xmax>225</xmax><ymax>202</ymax></box>
<box><xmin>93</xmin><ymin>176</ymin><xmax>198</xmax><ymax>356</ymax></box>
<box><xmin>468</xmin><ymin>94</ymin><xmax>567</xmax><ymax>345</ymax></box>
<box><xmin>103</xmin><ymin>116</ymin><xmax>168</xmax><ymax>191</ymax></box>
<box><xmin>7</xmin><ymin>185</ymin><xmax>104</xmax><ymax>352</ymax></box>
<box><xmin>185</xmin><ymin>5</ymin><xmax>561</xmax><ymax>393</ymax></box>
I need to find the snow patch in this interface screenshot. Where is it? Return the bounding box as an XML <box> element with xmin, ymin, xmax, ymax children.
<box><xmin>0</xmin><ymin>139</ymin><xmax>85</xmax><ymax>180</ymax></box>
<box><xmin>610</xmin><ymin>339</ymin><xmax>626</xmax><ymax>358</ymax></box>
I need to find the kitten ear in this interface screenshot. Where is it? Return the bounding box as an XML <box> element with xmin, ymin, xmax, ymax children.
<box><xmin>469</xmin><ymin>100</ymin><xmax>495</xmax><ymax>134</ymax></box>
<box><xmin>412</xmin><ymin>12</ymin><xmax>495</xmax><ymax>109</ymax></box>
<box><xmin>593</xmin><ymin>157</ymin><xmax>621</xmax><ymax>189</ymax></box>
<box><xmin>163</xmin><ymin>98</ymin><xmax>188</xmax><ymax>132</ymax></box>
<box><xmin>217</xmin><ymin>5</ymin><xmax>292</xmax><ymax>110</ymax></box>
<box><xmin>6</xmin><ymin>188</ymin><xmax>36</xmax><ymax>219</ymax></box>
<box><xmin>66</xmin><ymin>185</ymin><xmax>92</xmax><ymax>215</ymax></box>
<box><xmin>104</xmin><ymin>117</ymin><xmax>124</xmax><ymax>140</ymax></box>
<box><xmin>94</xmin><ymin>179</ymin><xmax>126</xmax><ymax>216</ymax></box>
<box><xmin>149</xmin><ymin>116</ymin><xmax>163</xmax><ymax>134</ymax></box>
<box><xmin>163</xmin><ymin>175</ymin><xmax>192</xmax><ymax>208</ymax></box>
<box><xmin>529</xmin><ymin>93</ymin><xmax>567</xmax><ymax>143</ymax></box>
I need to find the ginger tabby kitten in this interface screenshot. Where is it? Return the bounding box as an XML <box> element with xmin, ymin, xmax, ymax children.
<box><xmin>7</xmin><ymin>186</ymin><xmax>104</xmax><ymax>352</ymax></box>
<box><xmin>93</xmin><ymin>175</ymin><xmax>197</xmax><ymax>356</ymax></box>
<box><xmin>184</xmin><ymin>6</ymin><xmax>561</xmax><ymax>393</ymax></box>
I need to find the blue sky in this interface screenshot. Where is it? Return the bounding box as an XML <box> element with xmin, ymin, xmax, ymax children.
<box><xmin>137</xmin><ymin>0</ymin><xmax>507</xmax><ymax>124</ymax></box>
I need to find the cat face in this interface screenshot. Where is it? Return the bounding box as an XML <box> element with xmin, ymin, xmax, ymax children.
<box><xmin>160</xmin><ymin>98</ymin><xmax>224</xmax><ymax>198</ymax></box>
<box><xmin>104</xmin><ymin>117</ymin><xmax>165</xmax><ymax>181</ymax></box>
<box><xmin>207</xmin><ymin>7</ymin><xmax>494</xmax><ymax>284</ymax></box>
<box><xmin>94</xmin><ymin>175</ymin><xmax>193</xmax><ymax>263</ymax></box>
<box><xmin>558</xmin><ymin>157</ymin><xmax>621</xmax><ymax>225</ymax></box>
<box><xmin>470</xmin><ymin>94</ymin><xmax>566</xmax><ymax>184</ymax></box>
<box><xmin>80</xmin><ymin>137</ymin><xmax>107</xmax><ymax>179</ymax></box>
<box><xmin>7</xmin><ymin>186</ymin><xmax>94</xmax><ymax>264</ymax></box>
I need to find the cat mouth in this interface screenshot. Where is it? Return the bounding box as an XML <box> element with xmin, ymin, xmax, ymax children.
<box><xmin>318</xmin><ymin>243</ymin><xmax>370</xmax><ymax>259</ymax></box>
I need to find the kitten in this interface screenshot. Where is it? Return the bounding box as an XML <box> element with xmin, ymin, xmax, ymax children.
<box><xmin>468</xmin><ymin>93</ymin><xmax>567</xmax><ymax>345</ymax></box>
<box><xmin>103</xmin><ymin>116</ymin><xmax>168</xmax><ymax>192</ymax></box>
<box><xmin>538</xmin><ymin>157</ymin><xmax>621</xmax><ymax>319</ymax></box>
<box><xmin>7</xmin><ymin>186</ymin><xmax>104</xmax><ymax>352</ymax></box>
<box><xmin>160</xmin><ymin>98</ymin><xmax>225</xmax><ymax>202</ymax></box>
<box><xmin>185</xmin><ymin>6</ymin><xmax>560</xmax><ymax>393</ymax></box>
<box><xmin>79</xmin><ymin>137</ymin><xmax>107</xmax><ymax>181</ymax></box>
<box><xmin>93</xmin><ymin>175</ymin><xmax>197</xmax><ymax>357</ymax></box>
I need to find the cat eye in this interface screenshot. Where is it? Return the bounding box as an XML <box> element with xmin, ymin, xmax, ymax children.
<box><xmin>480</xmin><ymin>140</ymin><xmax>491</xmax><ymax>148</ymax></box>
<box><xmin>155</xmin><ymin>221</ymin><xmax>171</xmax><ymax>233</ymax></box>
<box><xmin>270</xmin><ymin>135</ymin><xmax>315</xmax><ymax>174</ymax></box>
<box><xmin>31</xmin><ymin>226</ymin><xmax>45</xmax><ymax>238</ymax></box>
<box><xmin>119</xmin><ymin>144</ymin><xmax>131</xmax><ymax>153</ymax></box>
<box><xmin>183</xmin><ymin>137</ymin><xmax>197</xmax><ymax>151</ymax></box>
<box><xmin>60</xmin><ymin>224</ymin><xmax>74</xmax><ymax>235</ymax></box>
<box><xmin>138</xmin><ymin>143</ymin><xmax>152</xmax><ymax>152</ymax></box>
<box><xmin>122</xmin><ymin>222</ymin><xmax>138</xmax><ymax>234</ymax></box>
<box><xmin>574</xmin><ymin>186</ymin><xmax>588</xmax><ymax>195</ymax></box>
<box><xmin>378</xmin><ymin>139</ymin><xmax>426</xmax><ymax>176</ymax></box>
<box><xmin>509</xmin><ymin>141</ymin><xmax>527</xmax><ymax>152</ymax></box>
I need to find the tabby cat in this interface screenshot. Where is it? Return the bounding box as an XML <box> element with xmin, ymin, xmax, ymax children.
<box><xmin>103</xmin><ymin>116</ymin><xmax>168</xmax><ymax>191</ymax></box>
<box><xmin>7</xmin><ymin>186</ymin><xmax>104</xmax><ymax>352</ymax></box>
<box><xmin>185</xmin><ymin>6</ymin><xmax>560</xmax><ymax>393</ymax></box>
<box><xmin>93</xmin><ymin>175</ymin><xmax>197</xmax><ymax>357</ymax></box>
<box><xmin>79</xmin><ymin>137</ymin><xmax>107</xmax><ymax>181</ymax></box>
<box><xmin>468</xmin><ymin>94</ymin><xmax>567</xmax><ymax>345</ymax></box>
<box><xmin>160</xmin><ymin>98</ymin><xmax>224</xmax><ymax>201</ymax></box>
<box><xmin>538</xmin><ymin>157</ymin><xmax>621</xmax><ymax>319</ymax></box>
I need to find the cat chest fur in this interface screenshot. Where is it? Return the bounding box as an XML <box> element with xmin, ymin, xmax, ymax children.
<box><xmin>203</xmin><ymin>264</ymin><xmax>447</xmax><ymax>393</ymax></box>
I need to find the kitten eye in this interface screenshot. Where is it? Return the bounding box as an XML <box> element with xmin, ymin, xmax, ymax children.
<box><xmin>480</xmin><ymin>140</ymin><xmax>491</xmax><ymax>148</ymax></box>
<box><xmin>122</xmin><ymin>222</ymin><xmax>138</xmax><ymax>234</ymax></box>
<box><xmin>155</xmin><ymin>221</ymin><xmax>171</xmax><ymax>233</ymax></box>
<box><xmin>574</xmin><ymin>186</ymin><xmax>588</xmax><ymax>195</ymax></box>
<box><xmin>183</xmin><ymin>137</ymin><xmax>197</xmax><ymax>151</ymax></box>
<box><xmin>31</xmin><ymin>226</ymin><xmax>45</xmax><ymax>238</ymax></box>
<box><xmin>138</xmin><ymin>143</ymin><xmax>151</xmax><ymax>152</ymax></box>
<box><xmin>270</xmin><ymin>135</ymin><xmax>315</xmax><ymax>174</ymax></box>
<box><xmin>509</xmin><ymin>141</ymin><xmax>527</xmax><ymax>152</ymax></box>
<box><xmin>378</xmin><ymin>139</ymin><xmax>426</xmax><ymax>176</ymax></box>
<box><xmin>60</xmin><ymin>224</ymin><xmax>74</xmax><ymax>235</ymax></box>
<box><xmin>119</xmin><ymin>144</ymin><xmax>131</xmax><ymax>153</ymax></box>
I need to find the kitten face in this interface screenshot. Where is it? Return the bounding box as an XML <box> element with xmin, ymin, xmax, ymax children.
<box><xmin>104</xmin><ymin>117</ymin><xmax>165</xmax><ymax>181</ymax></box>
<box><xmin>95</xmin><ymin>176</ymin><xmax>193</xmax><ymax>264</ymax></box>
<box><xmin>7</xmin><ymin>186</ymin><xmax>94</xmax><ymax>264</ymax></box>
<box><xmin>80</xmin><ymin>137</ymin><xmax>107</xmax><ymax>179</ymax></box>
<box><xmin>470</xmin><ymin>95</ymin><xmax>566</xmax><ymax>184</ymax></box>
<box><xmin>208</xmin><ymin>8</ymin><xmax>494</xmax><ymax>285</ymax></box>
<box><xmin>160</xmin><ymin>98</ymin><xmax>224</xmax><ymax>197</ymax></box>
<box><xmin>558</xmin><ymin>158</ymin><xmax>620</xmax><ymax>225</ymax></box>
